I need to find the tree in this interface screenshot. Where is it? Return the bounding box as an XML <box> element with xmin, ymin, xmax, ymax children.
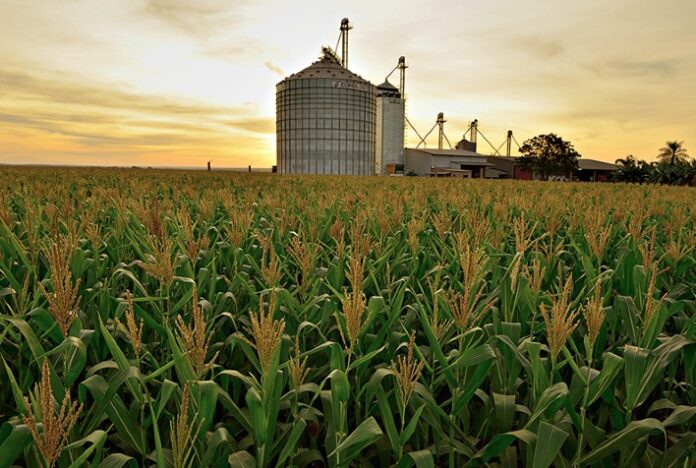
<box><xmin>649</xmin><ymin>160</ymin><xmax>696</xmax><ymax>186</ymax></box>
<box><xmin>614</xmin><ymin>155</ymin><xmax>637</xmax><ymax>167</ymax></box>
<box><xmin>657</xmin><ymin>141</ymin><xmax>690</xmax><ymax>165</ymax></box>
<box><xmin>517</xmin><ymin>134</ymin><xmax>580</xmax><ymax>180</ymax></box>
<box><xmin>613</xmin><ymin>155</ymin><xmax>650</xmax><ymax>183</ymax></box>
<box><xmin>320</xmin><ymin>46</ymin><xmax>341</xmax><ymax>63</ymax></box>
<box><xmin>612</xmin><ymin>152</ymin><xmax>696</xmax><ymax>186</ymax></box>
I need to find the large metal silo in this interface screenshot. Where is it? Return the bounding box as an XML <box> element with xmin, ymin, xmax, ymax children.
<box><xmin>276</xmin><ymin>53</ymin><xmax>376</xmax><ymax>175</ymax></box>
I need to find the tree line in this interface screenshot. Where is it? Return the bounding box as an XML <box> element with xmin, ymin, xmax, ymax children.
<box><xmin>517</xmin><ymin>135</ymin><xmax>694</xmax><ymax>186</ymax></box>
<box><xmin>613</xmin><ymin>142</ymin><xmax>695</xmax><ymax>185</ymax></box>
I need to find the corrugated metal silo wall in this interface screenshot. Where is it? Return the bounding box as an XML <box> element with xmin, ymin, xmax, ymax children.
<box><xmin>376</xmin><ymin>97</ymin><xmax>405</xmax><ymax>175</ymax></box>
<box><xmin>276</xmin><ymin>78</ymin><xmax>376</xmax><ymax>175</ymax></box>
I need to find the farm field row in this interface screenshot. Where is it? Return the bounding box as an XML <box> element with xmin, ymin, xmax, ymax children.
<box><xmin>1</xmin><ymin>167</ymin><xmax>695</xmax><ymax>467</ymax></box>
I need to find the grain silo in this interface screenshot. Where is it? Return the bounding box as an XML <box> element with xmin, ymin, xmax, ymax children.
<box><xmin>375</xmin><ymin>80</ymin><xmax>405</xmax><ymax>175</ymax></box>
<box><xmin>275</xmin><ymin>50</ymin><xmax>376</xmax><ymax>175</ymax></box>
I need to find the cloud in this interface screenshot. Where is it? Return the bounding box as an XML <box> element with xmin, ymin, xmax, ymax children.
<box><xmin>227</xmin><ymin>117</ymin><xmax>275</xmax><ymax>134</ymax></box>
<box><xmin>515</xmin><ymin>36</ymin><xmax>565</xmax><ymax>59</ymax></box>
<box><xmin>588</xmin><ymin>58</ymin><xmax>681</xmax><ymax>79</ymax></box>
<box><xmin>0</xmin><ymin>110</ymin><xmax>221</xmax><ymax>148</ymax></box>
<box><xmin>143</xmin><ymin>0</ymin><xmax>245</xmax><ymax>37</ymax></box>
<box><xmin>0</xmin><ymin>69</ymin><xmax>254</xmax><ymax>118</ymax></box>
<box><xmin>264</xmin><ymin>61</ymin><xmax>285</xmax><ymax>77</ymax></box>
<box><xmin>203</xmin><ymin>41</ymin><xmax>263</xmax><ymax>60</ymax></box>
<box><xmin>0</xmin><ymin>68</ymin><xmax>274</xmax><ymax>164</ymax></box>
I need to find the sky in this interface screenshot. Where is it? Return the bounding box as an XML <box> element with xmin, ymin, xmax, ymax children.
<box><xmin>1</xmin><ymin>0</ymin><xmax>694</xmax><ymax>168</ymax></box>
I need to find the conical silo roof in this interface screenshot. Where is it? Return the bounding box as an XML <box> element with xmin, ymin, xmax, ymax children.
<box><xmin>283</xmin><ymin>54</ymin><xmax>370</xmax><ymax>83</ymax></box>
<box><xmin>376</xmin><ymin>80</ymin><xmax>398</xmax><ymax>91</ymax></box>
<box><xmin>376</xmin><ymin>80</ymin><xmax>400</xmax><ymax>97</ymax></box>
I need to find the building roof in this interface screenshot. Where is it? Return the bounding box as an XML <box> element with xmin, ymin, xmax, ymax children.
<box><xmin>406</xmin><ymin>150</ymin><xmax>617</xmax><ymax>172</ymax></box>
<box><xmin>485</xmin><ymin>155</ymin><xmax>519</xmax><ymax>163</ymax></box>
<box><xmin>283</xmin><ymin>54</ymin><xmax>370</xmax><ymax>82</ymax></box>
<box><xmin>406</xmin><ymin>148</ymin><xmax>484</xmax><ymax>158</ymax></box>
<box><xmin>430</xmin><ymin>168</ymin><xmax>471</xmax><ymax>173</ymax></box>
<box><xmin>578</xmin><ymin>159</ymin><xmax>618</xmax><ymax>171</ymax></box>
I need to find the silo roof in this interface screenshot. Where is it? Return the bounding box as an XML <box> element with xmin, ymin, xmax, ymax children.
<box><xmin>283</xmin><ymin>55</ymin><xmax>371</xmax><ymax>83</ymax></box>
<box><xmin>376</xmin><ymin>80</ymin><xmax>398</xmax><ymax>91</ymax></box>
<box><xmin>376</xmin><ymin>80</ymin><xmax>401</xmax><ymax>97</ymax></box>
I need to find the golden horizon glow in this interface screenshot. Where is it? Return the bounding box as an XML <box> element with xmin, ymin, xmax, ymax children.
<box><xmin>1</xmin><ymin>0</ymin><xmax>694</xmax><ymax>167</ymax></box>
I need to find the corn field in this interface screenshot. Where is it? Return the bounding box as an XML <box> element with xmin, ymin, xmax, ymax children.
<box><xmin>1</xmin><ymin>167</ymin><xmax>695</xmax><ymax>467</ymax></box>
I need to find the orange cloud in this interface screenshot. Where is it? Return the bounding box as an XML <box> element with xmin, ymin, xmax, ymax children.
<box><xmin>0</xmin><ymin>0</ymin><xmax>694</xmax><ymax>167</ymax></box>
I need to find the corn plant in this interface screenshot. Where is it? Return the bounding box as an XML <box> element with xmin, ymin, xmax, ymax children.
<box><xmin>0</xmin><ymin>166</ymin><xmax>695</xmax><ymax>467</ymax></box>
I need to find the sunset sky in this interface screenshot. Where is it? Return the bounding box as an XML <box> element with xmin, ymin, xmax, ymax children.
<box><xmin>1</xmin><ymin>0</ymin><xmax>694</xmax><ymax>168</ymax></box>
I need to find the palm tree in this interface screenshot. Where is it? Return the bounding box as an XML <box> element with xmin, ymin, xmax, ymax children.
<box><xmin>657</xmin><ymin>141</ymin><xmax>690</xmax><ymax>165</ymax></box>
<box><xmin>615</xmin><ymin>155</ymin><xmax>637</xmax><ymax>167</ymax></box>
<box><xmin>614</xmin><ymin>155</ymin><xmax>649</xmax><ymax>183</ymax></box>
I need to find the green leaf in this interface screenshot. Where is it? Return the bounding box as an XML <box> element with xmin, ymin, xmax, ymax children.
<box><xmin>142</xmin><ymin>358</ymin><xmax>177</xmax><ymax>384</ymax></box>
<box><xmin>97</xmin><ymin>454</ymin><xmax>137</xmax><ymax>468</ymax></box>
<box><xmin>561</xmin><ymin>346</ymin><xmax>588</xmax><ymax>387</ymax></box>
<box><xmin>148</xmin><ymin>400</ymin><xmax>165</xmax><ymax>468</ymax></box>
<box><xmin>362</xmin><ymin>367</ymin><xmax>394</xmax><ymax>402</ymax></box>
<box><xmin>526</xmin><ymin>341</ymin><xmax>549</xmax><ymax>398</ymax></box>
<box><xmin>215</xmin><ymin>383</ymin><xmax>253</xmax><ymax>434</ymax></box>
<box><xmin>662</xmin><ymin>432</ymin><xmax>696</xmax><ymax>468</ymax></box>
<box><xmin>330</xmin><ymin>416</ymin><xmax>383</xmax><ymax>466</ymax></box>
<box><xmin>479</xmin><ymin>429</ymin><xmax>537</xmax><ymax>462</ymax></box>
<box><xmin>329</xmin><ymin>369</ymin><xmax>350</xmax><ymax>403</ymax></box>
<box><xmin>525</xmin><ymin>382</ymin><xmax>569</xmax><ymax>429</ymax></box>
<box><xmin>663</xmin><ymin>405</ymin><xmax>696</xmax><ymax>427</ymax></box>
<box><xmin>624</xmin><ymin>345</ymin><xmax>649</xmax><ymax>411</ymax></box>
<box><xmin>228</xmin><ymin>450</ymin><xmax>256</xmax><ymax>468</ymax></box>
<box><xmin>399</xmin><ymin>405</ymin><xmax>425</xmax><ymax>446</ymax></box>
<box><xmin>347</xmin><ymin>345</ymin><xmax>386</xmax><ymax>371</ymax></box>
<box><xmin>2</xmin><ymin>316</ymin><xmax>46</xmax><ymax>362</ymax></box>
<box><xmin>193</xmin><ymin>381</ymin><xmax>219</xmax><ymax>437</ymax></box>
<box><xmin>531</xmin><ymin>421</ymin><xmax>568</xmax><ymax>468</ymax></box>
<box><xmin>416</xmin><ymin>304</ymin><xmax>456</xmax><ymax>388</ymax></box>
<box><xmin>276</xmin><ymin>419</ymin><xmax>306</xmax><ymax>466</ymax></box>
<box><xmin>97</xmin><ymin>316</ymin><xmax>143</xmax><ymax>404</ymax></box>
<box><xmin>27</xmin><ymin>307</ymin><xmax>64</xmax><ymax>343</ymax></box>
<box><xmin>579</xmin><ymin>418</ymin><xmax>665</xmax><ymax>465</ymax></box>
<box><xmin>44</xmin><ymin>336</ymin><xmax>87</xmax><ymax>386</ymax></box>
<box><xmin>396</xmin><ymin>449</ymin><xmax>435</xmax><ymax>468</ymax></box>
<box><xmin>493</xmin><ymin>334</ymin><xmax>533</xmax><ymax>377</ymax></box>
<box><xmin>245</xmin><ymin>387</ymin><xmax>267</xmax><ymax>446</ymax></box>
<box><xmin>614</xmin><ymin>295</ymin><xmax>640</xmax><ymax>345</ymax></box>
<box><xmin>451</xmin><ymin>343</ymin><xmax>496</xmax><ymax>369</ymax></box>
<box><xmin>493</xmin><ymin>393</ymin><xmax>515</xmax><ymax>432</ymax></box>
<box><xmin>375</xmin><ymin>390</ymin><xmax>399</xmax><ymax>455</ymax></box>
<box><xmin>79</xmin><ymin>375</ymin><xmax>146</xmax><ymax>454</ymax></box>
<box><xmin>1</xmin><ymin>357</ymin><xmax>27</xmax><ymax>414</ymax></box>
<box><xmin>587</xmin><ymin>352</ymin><xmax>624</xmax><ymax>406</ymax></box>
<box><xmin>66</xmin><ymin>430</ymin><xmax>108</xmax><ymax>468</ymax></box>
<box><xmin>0</xmin><ymin>423</ymin><xmax>33</xmax><ymax>468</ymax></box>
<box><xmin>452</xmin><ymin>358</ymin><xmax>494</xmax><ymax>414</ymax></box>
<box><xmin>634</xmin><ymin>335</ymin><xmax>692</xmax><ymax>409</ymax></box>
<box><xmin>201</xmin><ymin>427</ymin><xmax>232</xmax><ymax>467</ymax></box>
<box><xmin>166</xmin><ymin>327</ymin><xmax>197</xmax><ymax>382</ymax></box>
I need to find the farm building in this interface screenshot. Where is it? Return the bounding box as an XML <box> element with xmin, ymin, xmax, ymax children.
<box><xmin>403</xmin><ymin>148</ymin><xmax>617</xmax><ymax>181</ymax></box>
<box><xmin>275</xmin><ymin>18</ymin><xmax>618</xmax><ymax>181</ymax></box>
<box><xmin>576</xmin><ymin>159</ymin><xmax>619</xmax><ymax>182</ymax></box>
<box><xmin>404</xmin><ymin>148</ymin><xmax>492</xmax><ymax>178</ymax></box>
